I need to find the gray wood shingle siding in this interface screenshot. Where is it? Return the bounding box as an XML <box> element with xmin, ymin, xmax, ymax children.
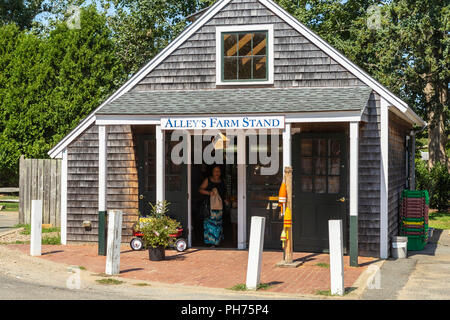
<box><xmin>67</xmin><ymin>125</ymin><xmax>139</xmax><ymax>243</ymax></box>
<box><xmin>388</xmin><ymin>113</ymin><xmax>412</xmax><ymax>246</ymax></box>
<box><xmin>358</xmin><ymin>92</ymin><xmax>381</xmax><ymax>257</ymax></box>
<box><xmin>132</xmin><ymin>0</ymin><xmax>364</xmax><ymax>91</ymax></box>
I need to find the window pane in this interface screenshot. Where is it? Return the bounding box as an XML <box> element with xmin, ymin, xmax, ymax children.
<box><xmin>301</xmin><ymin>139</ymin><xmax>313</xmax><ymax>156</ymax></box>
<box><xmin>315</xmin><ymin>139</ymin><xmax>327</xmax><ymax>156</ymax></box>
<box><xmin>253</xmin><ymin>33</ymin><xmax>266</xmax><ymax>55</ymax></box>
<box><xmin>223</xmin><ymin>33</ymin><xmax>237</xmax><ymax>56</ymax></box>
<box><xmin>314</xmin><ymin>176</ymin><xmax>326</xmax><ymax>193</ymax></box>
<box><xmin>224</xmin><ymin>57</ymin><xmax>237</xmax><ymax>80</ymax></box>
<box><xmin>238</xmin><ymin>57</ymin><xmax>252</xmax><ymax>79</ymax></box>
<box><xmin>253</xmin><ymin>56</ymin><xmax>267</xmax><ymax>79</ymax></box>
<box><xmin>330</xmin><ymin>140</ymin><xmax>341</xmax><ymax>156</ymax></box>
<box><xmin>315</xmin><ymin>158</ymin><xmax>326</xmax><ymax>175</ymax></box>
<box><xmin>328</xmin><ymin>158</ymin><xmax>340</xmax><ymax>175</ymax></box>
<box><xmin>238</xmin><ymin>33</ymin><xmax>252</xmax><ymax>56</ymax></box>
<box><xmin>328</xmin><ymin>177</ymin><xmax>340</xmax><ymax>194</ymax></box>
<box><xmin>300</xmin><ymin>157</ymin><xmax>312</xmax><ymax>174</ymax></box>
<box><xmin>301</xmin><ymin>176</ymin><xmax>313</xmax><ymax>192</ymax></box>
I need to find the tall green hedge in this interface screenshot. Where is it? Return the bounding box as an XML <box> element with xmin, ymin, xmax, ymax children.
<box><xmin>0</xmin><ymin>6</ymin><xmax>124</xmax><ymax>186</ymax></box>
<box><xmin>416</xmin><ymin>160</ymin><xmax>450</xmax><ymax>211</ymax></box>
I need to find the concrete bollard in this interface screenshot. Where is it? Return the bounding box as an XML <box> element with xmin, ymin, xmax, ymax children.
<box><xmin>329</xmin><ymin>219</ymin><xmax>344</xmax><ymax>296</ymax></box>
<box><xmin>105</xmin><ymin>210</ymin><xmax>123</xmax><ymax>275</ymax></box>
<box><xmin>246</xmin><ymin>216</ymin><xmax>266</xmax><ymax>290</ymax></box>
<box><xmin>30</xmin><ymin>200</ymin><xmax>42</xmax><ymax>256</ymax></box>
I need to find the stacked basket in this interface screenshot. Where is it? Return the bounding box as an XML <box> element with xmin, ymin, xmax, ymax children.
<box><xmin>399</xmin><ymin>190</ymin><xmax>430</xmax><ymax>251</ymax></box>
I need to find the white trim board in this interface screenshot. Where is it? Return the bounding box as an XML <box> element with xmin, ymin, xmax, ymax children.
<box><xmin>48</xmin><ymin>0</ymin><xmax>425</xmax><ymax>159</ymax></box>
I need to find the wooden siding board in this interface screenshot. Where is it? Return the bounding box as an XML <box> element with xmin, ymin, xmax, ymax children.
<box><xmin>387</xmin><ymin>112</ymin><xmax>413</xmax><ymax>247</ymax></box>
<box><xmin>132</xmin><ymin>0</ymin><xmax>364</xmax><ymax>91</ymax></box>
<box><xmin>66</xmin><ymin>124</ymin><xmax>139</xmax><ymax>243</ymax></box>
<box><xmin>358</xmin><ymin>91</ymin><xmax>381</xmax><ymax>257</ymax></box>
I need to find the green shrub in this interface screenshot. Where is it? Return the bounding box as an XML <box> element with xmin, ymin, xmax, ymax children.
<box><xmin>416</xmin><ymin>160</ymin><xmax>450</xmax><ymax>211</ymax></box>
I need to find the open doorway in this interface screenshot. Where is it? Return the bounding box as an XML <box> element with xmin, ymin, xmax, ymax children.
<box><xmin>190</xmin><ymin>135</ymin><xmax>238</xmax><ymax>248</ymax></box>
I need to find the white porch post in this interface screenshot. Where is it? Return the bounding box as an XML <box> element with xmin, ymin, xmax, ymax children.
<box><xmin>237</xmin><ymin>131</ymin><xmax>247</xmax><ymax>250</ymax></box>
<box><xmin>380</xmin><ymin>98</ymin><xmax>389</xmax><ymax>259</ymax></box>
<box><xmin>60</xmin><ymin>149</ymin><xmax>68</xmax><ymax>245</ymax></box>
<box><xmin>282</xmin><ymin>123</ymin><xmax>292</xmax><ymax>169</ymax></box>
<box><xmin>98</xmin><ymin>126</ymin><xmax>108</xmax><ymax>212</ymax></box>
<box><xmin>156</xmin><ymin>125</ymin><xmax>165</xmax><ymax>203</ymax></box>
<box><xmin>98</xmin><ymin>125</ymin><xmax>108</xmax><ymax>255</ymax></box>
<box><xmin>349</xmin><ymin>122</ymin><xmax>359</xmax><ymax>266</ymax></box>
<box><xmin>410</xmin><ymin>130</ymin><xmax>416</xmax><ymax>190</ymax></box>
<box><xmin>186</xmin><ymin>130</ymin><xmax>192</xmax><ymax>247</ymax></box>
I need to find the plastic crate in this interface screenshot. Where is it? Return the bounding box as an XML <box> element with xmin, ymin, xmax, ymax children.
<box><xmin>401</xmin><ymin>190</ymin><xmax>429</xmax><ymax>205</ymax></box>
<box><xmin>406</xmin><ymin>235</ymin><xmax>427</xmax><ymax>251</ymax></box>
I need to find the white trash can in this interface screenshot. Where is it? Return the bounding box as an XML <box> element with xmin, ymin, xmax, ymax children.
<box><xmin>391</xmin><ymin>236</ymin><xmax>408</xmax><ymax>259</ymax></box>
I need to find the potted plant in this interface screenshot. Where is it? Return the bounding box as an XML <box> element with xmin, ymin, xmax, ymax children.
<box><xmin>138</xmin><ymin>201</ymin><xmax>180</xmax><ymax>261</ymax></box>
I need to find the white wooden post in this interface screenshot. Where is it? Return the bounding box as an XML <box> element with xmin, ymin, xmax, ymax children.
<box><xmin>246</xmin><ymin>216</ymin><xmax>266</xmax><ymax>290</ymax></box>
<box><xmin>98</xmin><ymin>125</ymin><xmax>108</xmax><ymax>213</ymax></box>
<box><xmin>349</xmin><ymin>122</ymin><xmax>359</xmax><ymax>266</ymax></box>
<box><xmin>186</xmin><ymin>130</ymin><xmax>192</xmax><ymax>248</ymax></box>
<box><xmin>380</xmin><ymin>98</ymin><xmax>389</xmax><ymax>259</ymax></box>
<box><xmin>105</xmin><ymin>210</ymin><xmax>123</xmax><ymax>275</ymax></box>
<box><xmin>60</xmin><ymin>149</ymin><xmax>68</xmax><ymax>245</ymax></box>
<box><xmin>329</xmin><ymin>219</ymin><xmax>344</xmax><ymax>296</ymax></box>
<box><xmin>156</xmin><ymin>125</ymin><xmax>165</xmax><ymax>203</ymax></box>
<box><xmin>282</xmin><ymin>123</ymin><xmax>292</xmax><ymax>169</ymax></box>
<box><xmin>30</xmin><ymin>200</ymin><xmax>42</xmax><ymax>256</ymax></box>
<box><xmin>237</xmin><ymin>131</ymin><xmax>247</xmax><ymax>250</ymax></box>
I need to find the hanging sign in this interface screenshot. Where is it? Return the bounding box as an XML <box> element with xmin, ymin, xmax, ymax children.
<box><xmin>161</xmin><ymin>116</ymin><xmax>285</xmax><ymax>130</ymax></box>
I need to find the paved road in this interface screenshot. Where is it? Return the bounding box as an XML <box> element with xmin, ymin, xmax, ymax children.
<box><xmin>0</xmin><ymin>211</ymin><xmax>18</xmax><ymax>234</ymax></box>
<box><xmin>363</xmin><ymin>229</ymin><xmax>450</xmax><ymax>299</ymax></box>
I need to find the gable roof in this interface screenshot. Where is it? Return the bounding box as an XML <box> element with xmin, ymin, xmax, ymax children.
<box><xmin>97</xmin><ymin>87</ymin><xmax>373</xmax><ymax>115</ymax></box>
<box><xmin>48</xmin><ymin>0</ymin><xmax>425</xmax><ymax>158</ymax></box>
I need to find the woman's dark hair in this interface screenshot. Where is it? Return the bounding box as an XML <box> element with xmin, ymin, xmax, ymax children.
<box><xmin>208</xmin><ymin>165</ymin><xmax>222</xmax><ymax>177</ymax></box>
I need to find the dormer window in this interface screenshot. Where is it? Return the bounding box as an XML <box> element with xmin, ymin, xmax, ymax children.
<box><xmin>223</xmin><ymin>32</ymin><xmax>267</xmax><ymax>81</ymax></box>
<box><xmin>216</xmin><ymin>25</ymin><xmax>274</xmax><ymax>85</ymax></box>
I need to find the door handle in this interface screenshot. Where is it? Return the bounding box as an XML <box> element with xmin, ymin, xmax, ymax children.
<box><xmin>139</xmin><ymin>195</ymin><xmax>144</xmax><ymax>200</ymax></box>
<box><xmin>337</xmin><ymin>197</ymin><xmax>346</xmax><ymax>203</ymax></box>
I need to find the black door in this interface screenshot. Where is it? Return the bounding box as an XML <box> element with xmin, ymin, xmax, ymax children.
<box><xmin>292</xmin><ymin>133</ymin><xmax>348</xmax><ymax>252</ymax></box>
<box><xmin>137</xmin><ymin>133</ymin><xmax>187</xmax><ymax>229</ymax></box>
<box><xmin>165</xmin><ymin>137</ymin><xmax>188</xmax><ymax>229</ymax></box>
<box><xmin>138</xmin><ymin>135</ymin><xmax>156</xmax><ymax>216</ymax></box>
<box><xmin>246</xmin><ymin>134</ymin><xmax>284</xmax><ymax>249</ymax></box>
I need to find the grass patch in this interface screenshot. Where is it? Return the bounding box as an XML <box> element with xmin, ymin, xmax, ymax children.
<box><xmin>316</xmin><ymin>289</ymin><xmax>332</xmax><ymax>296</ymax></box>
<box><xmin>429</xmin><ymin>212</ymin><xmax>450</xmax><ymax>230</ymax></box>
<box><xmin>78</xmin><ymin>266</ymin><xmax>86</xmax><ymax>271</ymax></box>
<box><xmin>227</xmin><ymin>283</ymin><xmax>274</xmax><ymax>291</ymax></box>
<box><xmin>228</xmin><ymin>283</ymin><xmax>248</xmax><ymax>291</ymax></box>
<box><xmin>14</xmin><ymin>224</ymin><xmax>60</xmax><ymax>235</ymax></box>
<box><xmin>133</xmin><ymin>283</ymin><xmax>150</xmax><ymax>287</ymax></box>
<box><xmin>42</xmin><ymin>234</ymin><xmax>61</xmax><ymax>245</ymax></box>
<box><xmin>0</xmin><ymin>202</ymin><xmax>19</xmax><ymax>212</ymax></box>
<box><xmin>315</xmin><ymin>287</ymin><xmax>356</xmax><ymax>296</ymax></box>
<box><xmin>315</xmin><ymin>262</ymin><xmax>330</xmax><ymax>268</ymax></box>
<box><xmin>96</xmin><ymin>278</ymin><xmax>123</xmax><ymax>285</ymax></box>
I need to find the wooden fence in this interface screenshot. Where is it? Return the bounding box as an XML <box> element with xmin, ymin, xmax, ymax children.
<box><xmin>19</xmin><ymin>156</ymin><xmax>61</xmax><ymax>226</ymax></box>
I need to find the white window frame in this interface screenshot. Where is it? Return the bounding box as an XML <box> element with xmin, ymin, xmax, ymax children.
<box><xmin>215</xmin><ymin>24</ymin><xmax>274</xmax><ymax>86</ymax></box>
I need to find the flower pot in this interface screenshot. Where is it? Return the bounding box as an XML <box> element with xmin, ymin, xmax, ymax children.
<box><xmin>149</xmin><ymin>245</ymin><xmax>165</xmax><ymax>261</ymax></box>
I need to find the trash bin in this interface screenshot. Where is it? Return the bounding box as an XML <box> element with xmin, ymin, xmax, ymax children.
<box><xmin>391</xmin><ymin>236</ymin><xmax>408</xmax><ymax>259</ymax></box>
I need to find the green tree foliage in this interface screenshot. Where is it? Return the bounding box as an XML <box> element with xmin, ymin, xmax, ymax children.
<box><xmin>0</xmin><ymin>0</ymin><xmax>50</xmax><ymax>29</ymax></box>
<box><xmin>416</xmin><ymin>160</ymin><xmax>450</xmax><ymax>210</ymax></box>
<box><xmin>0</xmin><ymin>6</ymin><xmax>124</xmax><ymax>186</ymax></box>
<box><xmin>106</xmin><ymin>0</ymin><xmax>213</xmax><ymax>75</ymax></box>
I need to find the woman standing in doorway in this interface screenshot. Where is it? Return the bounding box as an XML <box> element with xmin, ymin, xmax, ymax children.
<box><xmin>198</xmin><ymin>165</ymin><xmax>228</xmax><ymax>247</ymax></box>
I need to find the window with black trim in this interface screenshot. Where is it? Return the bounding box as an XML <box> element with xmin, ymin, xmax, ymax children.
<box><xmin>222</xmin><ymin>32</ymin><xmax>268</xmax><ymax>82</ymax></box>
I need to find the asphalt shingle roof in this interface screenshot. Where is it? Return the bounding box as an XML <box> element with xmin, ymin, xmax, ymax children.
<box><xmin>96</xmin><ymin>86</ymin><xmax>372</xmax><ymax>115</ymax></box>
